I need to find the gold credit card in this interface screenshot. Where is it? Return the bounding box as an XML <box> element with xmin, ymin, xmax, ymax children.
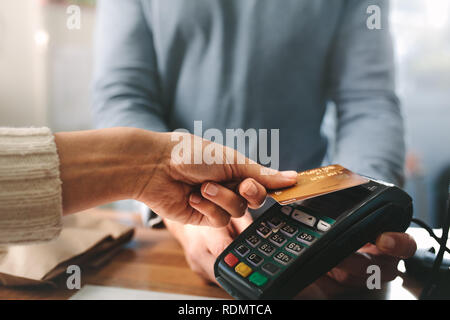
<box><xmin>269</xmin><ymin>164</ymin><xmax>369</xmax><ymax>205</ymax></box>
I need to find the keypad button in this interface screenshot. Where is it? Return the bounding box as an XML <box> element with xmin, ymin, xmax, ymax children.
<box><xmin>281</xmin><ymin>206</ymin><xmax>292</xmax><ymax>216</ymax></box>
<box><xmin>235</xmin><ymin>262</ymin><xmax>252</xmax><ymax>278</ymax></box>
<box><xmin>292</xmin><ymin>209</ymin><xmax>317</xmax><ymax>227</ymax></box>
<box><xmin>285</xmin><ymin>242</ymin><xmax>304</xmax><ymax>255</ymax></box>
<box><xmin>235</xmin><ymin>244</ymin><xmax>250</xmax><ymax>257</ymax></box>
<box><xmin>280</xmin><ymin>224</ymin><xmax>298</xmax><ymax>237</ymax></box>
<box><xmin>246</xmin><ymin>234</ymin><xmax>261</xmax><ymax>247</ymax></box>
<box><xmin>262</xmin><ymin>263</ymin><xmax>280</xmax><ymax>276</ymax></box>
<box><xmin>256</xmin><ymin>223</ymin><xmax>272</xmax><ymax>238</ymax></box>
<box><xmin>258</xmin><ymin>243</ymin><xmax>276</xmax><ymax>256</ymax></box>
<box><xmin>269</xmin><ymin>233</ymin><xmax>287</xmax><ymax>247</ymax></box>
<box><xmin>247</xmin><ymin>253</ymin><xmax>264</xmax><ymax>267</ymax></box>
<box><xmin>268</xmin><ymin>216</ymin><xmax>283</xmax><ymax>228</ymax></box>
<box><xmin>297</xmin><ymin>232</ymin><xmax>316</xmax><ymax>245</ymax></box>
<box><xmin>317</xmin><ymin>220</ymin><xmax>331</xmax><ymax>232</ymax></box>
<box><xmin>224</xmin><ymin>253</ymin><xmax>239</xmax><ymax>267</ymax></box>
<box><xmin>274</xmin><ymin>252</ymin><xmax>293</xmax><ymax>265</ymax></box>
<box><xmin>249</xmin><ymin>272</ymin><xmax>268</xmax><ymax>287</ymax></box>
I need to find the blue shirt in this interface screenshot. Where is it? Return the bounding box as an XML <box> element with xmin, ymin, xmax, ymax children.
<box><xmin>92</xmin><ymin>0</ymin><xmax>405</xmax><ymax>185</ymax></box>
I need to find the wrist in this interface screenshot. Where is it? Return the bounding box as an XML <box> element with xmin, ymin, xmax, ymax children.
<box><xmin>121</xmin><ymin>128</ymin><xmax>173</xmax><ymax>201</ymax></box>
<box><xmin>94</xmin><ymin>127</ymin><xmax>173</xmax><ymax>202</ymax></box>
<box><xmin>54</xmin><ymin>127</ymin><xmax>170</xmax><ymax>213</ymax></box>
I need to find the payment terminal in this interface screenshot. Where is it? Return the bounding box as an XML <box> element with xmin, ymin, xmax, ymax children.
<box><xmin>214</xmin><ymin>178</ymin><xmax>413</xmax><ymax>299</ymax></box>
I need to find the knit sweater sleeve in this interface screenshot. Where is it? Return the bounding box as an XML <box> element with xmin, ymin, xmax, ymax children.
<box><xmin>0</xmin><ymin>127</ymin><xmax>62</xmax><ymax>244</ymax></box>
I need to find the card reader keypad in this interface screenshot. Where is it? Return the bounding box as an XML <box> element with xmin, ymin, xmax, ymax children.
<box><xmin>258</xmin><ymin>243</ymin><xmax>276</xmax><ymax>256</ymax></box>
<box><xmin>268</xmin><ymin>216</ymin><xmax>283</xmax><ymax>228</ymax></box>
<box><xmin>235</xmin><ymin>244</ymin><xmax>250</xmax><ymax>257</ymax></box>
<box><xmin>285</xmin><ymin>242</ymin><xmax>303</xmax><ymax>255</ymax></box>
<box><xmin>247</xmin><ymin>253</ymin><xmax>264</xmax><ymax>267</ymax></box>
<box><xmin>297</xmin><ymin>232</ymin><xmax>316</xmax><ymax>245</ymax></box>
<box><xmin>262</xmin><ymin>263</ymin><xmax>280</xmax><ymax>275</ymax></box>
<box><xmin>269</xmin><ymin>233</ymin><xmax>287</xmax><ymax>247</ymax></box>
<box><xmin>292</xmin><ymin>209</ymin><xmax>317</xmax><ymax>227</ymax></box>
<box><xmin>274</xmin><ymin>252</ymin><xmax>293</xmax><ymax>265</ymax></box>
<box><xmin>256</xmin><ymin>224</ymin><xmax>272</xmax><ymax>238</ymax></box>
<box><xmin>222</xmin><ymin>203</ymin><xmax>335</xmax><ymax>288</ymax></box>
<box><xmin>246</xmin><ymin>235</ymin><xmax>261</xmax><ymax>247</ymax></box>
<box><xmin>280</xmin><ymin>224</ymin><xmax>297</xmax><ymax>237</ymax></box>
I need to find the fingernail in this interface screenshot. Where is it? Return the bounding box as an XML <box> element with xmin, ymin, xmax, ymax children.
<box><xmin>242</xmin><ymin>181</ymin><xmax>258</xmax><ymax>197</ymax></box>
<box><xmin>204</xmin><ymin>183</ymin><xmax>219</xmax><ymax>196</ymax></box>
<box><xmin>379</xmin><ymin>235</ymin><xmax>396</xmax><ymax>250</ymax></box>
<box><xmin>280</xmin><ymin>170</ymin><xmax>298</xmax><ymax>179</ymax></box>
<box><xmin>190</xmin><ymin>193</ymin><xmax>201</xmax><ymax>204</ymax></box>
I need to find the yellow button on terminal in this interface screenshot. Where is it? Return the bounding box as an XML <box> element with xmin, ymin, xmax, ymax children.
<box><xmin>235</xmin><ymin>262</ymin><xmax>252</xmax><ymax>278</ymax></box>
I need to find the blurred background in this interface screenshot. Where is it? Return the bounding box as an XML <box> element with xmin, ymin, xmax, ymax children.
<box><xmin>0</xmin><ymin>0</ymin><xmax>449</xmax><ymax>226</ymax></box>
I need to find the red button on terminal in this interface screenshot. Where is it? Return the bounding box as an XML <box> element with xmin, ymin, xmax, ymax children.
<box><xmin>224</xmin><ymin>253</ymin><xmax>239</xmax><ymax>267</ymax></box>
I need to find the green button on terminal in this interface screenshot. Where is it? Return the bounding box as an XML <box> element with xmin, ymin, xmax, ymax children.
<box><xmin>249</xmin><ymin>272</ymin><xmax>268</xmax><ymax>287</ymax></box>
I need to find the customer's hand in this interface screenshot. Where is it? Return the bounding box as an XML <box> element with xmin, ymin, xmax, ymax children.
<box><xmin>323</xmin><ymin>232</ymin><xmax>417</xmax><ymax>286</ymax></box>
<box><xmin>131</xmin><ymin>130</ymin><xmax>297</xmax><ymax>227</ymax></box>
<box><xmin>296</xmin><ymin>232</ymin><xmax>417</xmax><ymax>298</ymax></box>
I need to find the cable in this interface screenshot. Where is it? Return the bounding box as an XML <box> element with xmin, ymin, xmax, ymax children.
<box><xmin>411</xmin><ymin>218</ymin><xmax>450</xmax><ymax>254</ymax></box>
<box><xmin>419</xmin><ymin>196</ymin><xmax>450</xmax><ymax>299</ymax></box>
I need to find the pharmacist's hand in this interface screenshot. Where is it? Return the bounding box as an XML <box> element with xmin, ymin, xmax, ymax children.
<box><xmin>296</xmin><ymin>232</ymin><xmax>417</xmax><ymax>299</ymax></box>
<box><xmin>135</xmin><ymin>131</ymin><xmax>297</xmax><ymax>227</ymax></box>
<box><xmin>164</xmin><ymin>212</ymin><xmax>254</xmax><ymax>283</ymax></box>
<box><xmin>326</xmin><ymin>232</ymin><xmax>417</xmax><ymax>286</ymax></box>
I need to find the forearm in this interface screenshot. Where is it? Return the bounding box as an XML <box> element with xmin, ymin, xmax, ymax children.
<box><xmin>54</xmin><ymin>127</ymin><xmax>168</xmax><ymax>214</ymax></box>
<box><xmin>334</xmin><ymin>97</ymin><xmax>405</xmax><ymax>186</ymax></box>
